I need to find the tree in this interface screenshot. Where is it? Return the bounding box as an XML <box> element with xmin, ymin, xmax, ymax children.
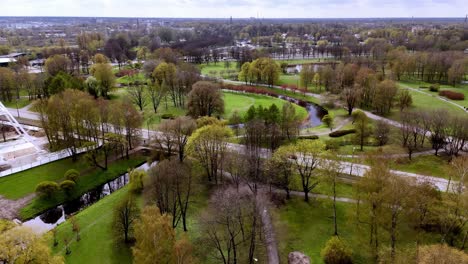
<box><xmin>0</xmin><ymin>67</ymin><xmax>15</xmax><ymax>102</ymax></box>
<box><xmin>59</xmin><ymin>180</ymin><xmax>75</xmax><ymax>195</ymax></box>
<box><xmin>152</xmin><ymin>62</ymin><xmax>182</xmax><ymax>107</ymax></box>
<box><xmin>187</xmin><ymin>81</ymin><xmax>224</xmax><ymax>118</ymax></box>
<box><xmin>69</xmin><ymin>216</ymin><xmax>81</xmax><ymax>242</ymax></box>
<box><xmin>355</xmin><ymin>159</ymin><xmax>393</xmax><ymax>262</ymax></box>
<box><xmin>281</xmin><ymin>102</ymin><xmax>301</xmax><ymax>140</ymax></box>
<box><xmin>133</xmin><ymin>206</ymin><xmax>174</xmax><ymax>263</ymax></box>
<box><xmin>400</xmin><ymin>111</ymin><xmax>425</xmax><ymax>160</ymax></box>
<box><xmin>342</xmin><ymin>85</ymin><xmax>361</xmax><ymax>116</ymax></box>
<box><xmin>418</xmin><ymin>244</ymin><xmax>468</xmax><ymax>264</ymax></box>
<box><xmin>320</xmin><ymin>236</ymin><xmax>353</xmax><ymax>264</ymax></box>
<box><xmin>201</xmin><ymin>187</ymin><xmax>261</xmax><ymax>264</ymax></box>
<box><xmin>129</xmin><ymin>169</ymin><xmax>146</xmax><ymax>194</ymax></box>
<box><xmin>145</xmin><ymin>159</ymin><xmax>193</xmax><ymax>231</ymax></box>
<box><xmin>64</xmin><ymin>169</ymin><xmax>80</xmax><ymax>182</ymax></box>
<box><xmin>45</xmin><ymin>54</ymin><xmax>71</xmax><ymax>76</ymax></box>
<box><xmin>373</xmin><ymin>80</ymin><xmax>398</xmax><ymax>115</ymax></box>
<box><xmin>229</xmin><ymin>110</ymin><xmax>242</xmax><ymax>137</ymax></box>
<box><xmin>300</xmin><ymin>64</ymin><xmax>315</xmax><ymax>90</ymax></box>
<box><xmin>147</xmin><ymin>82</ymin><xmax>166</xmax><ymax>113</ymax></box>
<box><xmin>36</xmin><ymin>181</ymin><xmax>59</xmax><ymax>198</ymax></box>
<box><xmin>374</xmin><ymin>120</ymin><xmax>390</xmax><ymax>146</ymax></box>
<box><xmin>85</xmin><ymin>76</ymin><xmax>99</xmax><ymax>98</ymax></box>
<box><xmin>91</xmin><ymin>62</ymin><xmax>115</xmax><ymax>98</ymax></box>
<box><xmin>187</xmin><ymin>124</ymin><xmax>232</xmax><ymax>184</ymax></box>
<box><xmin>128</xmin><ymin>84</ymin><xmax>147</xmax><ymax>111</ymax></box>
<box><xmin>397</xmin><ymin>89</ymin><xmax>413</xmax><ymax>112</ymax></box>
<box><xmin>0</xmin><ymin>227</ymin><xmax>64</xmax><ymax>264</ymax></box>
<box><xmin>320</xmin><ymin>155</ymin><xmax>345</xmax><ymax>236</ymax></box>
<box><xmin>353</xmin><ymin>110</ymin><xmax>372</xmax><ymax>151</ymax></box>
<box><xmin>382</xmin><ymin>174</ymin><xmax>411</xmax><ymax>261</ymax></box>
<box><xmin>286</xmin><ymin>140</ymin><xmax>325</xmax><ymax>202</ymax></box>
<box><xmin>268</xmin><ymin>145</ymin><xmax>295</xmax><ymax>199</ymax></box>
<box><xmin>156</xmin><ymin>117</ymin><xmax>197</xmax><ymax>162</ymax></box>
<box><xmin>322</xmin><ymin>114</ymin><xmax>334</xmax><ymax>131</ymax></box>
<box><xmin>113</xmin><ymin>194</ymin><xmax>140</xmax><ymax>243</ymax></box>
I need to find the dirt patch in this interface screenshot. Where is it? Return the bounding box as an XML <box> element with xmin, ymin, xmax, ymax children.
<box><xmin>0</xmin><ymin>194</ymin><xmax>35</xmax><ymax>220</ymax></box>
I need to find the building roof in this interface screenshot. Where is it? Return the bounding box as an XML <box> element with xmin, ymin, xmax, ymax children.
<box><xmin>0</xmin><ymin>52</ymin><xmax>25</xmax><ymax>58</ymax></box>
<box><xmin>0</xmin><ymin>58</ymin><xmax>16</xmax><ymax>64</ymax></box>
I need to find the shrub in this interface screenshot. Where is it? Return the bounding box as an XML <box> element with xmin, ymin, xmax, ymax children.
<box><xmin>329</xmin><ymin>129</ymin><xmax>356</xmax><ymax>138</ymax></box>
<box><xmin>35</xmin><ymin>181</ymin><xmax>60</xmax><ymax>198</ymax></box>
<box><xmin>115</xmin><ymin>69</ymin><xmax>138</xmax><ymax>78</ymax></box>
<box><xmin>429</xmin><ymin>84</ymin><xmax>440</xmax><ymax>92</ymax></box>
<box><xmin>59</xmin><ymin>180</ymin><xmax>76</xmax><ymax>194</ymax></box>
<box><xmin>439</xmin><ymin>90</ymin><xmax>465</xmax><ymax>100</ymax></box>
<box><xmin>298</xmin><ymin>135</ymin><xmax>319</xmax><ymax>140</ymax></box>
<box><xmin>64</xmin><ymin>169</ymin><xmax>80</xmax><ymax>182</ymax></box>
<box><xmin>322</xmin><ymin>114</ymin><xmax>334</xmax><ymax>130</ymax></box>
<box><xmin>321</xmin><ymin>236</ymin><xmax>353</xmax><ymax>264</ymax></box>
<box><xmin>161</xmin><ymin>113</ymin><xmax>175</xmax><ymax>119</ymax></box>
<box><xmin>129</xmin><ymin>169</ymin><xmax>146</xmax><ymax>193</ymax></box>
<box><xmin>325</xmin><ymin>139</ymin><xmax>341</xmax><ymax>151</ymax></box>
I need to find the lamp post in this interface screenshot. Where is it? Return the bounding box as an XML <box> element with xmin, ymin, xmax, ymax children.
<box><xmin>349</xmin><ymin>147</ymin><xmax>356</xmax><ymax>176</ymax></box>
<box><xmin>15</xmin><ymin>98</ymin><xmax>20</xmax><ymax>118</ymax></box>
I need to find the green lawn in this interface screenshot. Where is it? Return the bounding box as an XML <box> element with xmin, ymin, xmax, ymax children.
<box><xmin>48</xmin><ymin>187</ymin><xmax>134</xmax><ymax>264</ymax></box>
<box><xmin>274</xmin><ymin>198</ymin><xmax>440</xmax><ymax>264</ymax></box>
<box><xmin>0</xmin><ymin>157</ymin><xmax>89</xmax><ymax>200</ymax></box>
<box><xmin>223</xmin><ymin>91</ymin><xmax>308</xmax><ymax>119</ymax></box>
<box><xmin>48</xmin><ymin>163</ymin><xmax>213</xmax><ymax>264</ymax></box>
<box><xmin>116</xmin><ymin>72</ymin><xmax>146</xmax><ymax>85</ymax></box>
<box><xmin>389</xmin><ymin>154</ymin><xmax>451</xmax><ymax>179</ymax></box>
<box><xmin>199</xmin><ymin>63</ymin><xmax>239</xmax><ymax>79</ymax></box>
<box><xmin>278</xmin><ymin>74</ymin><xmax>300</xmax><ymax>86</ymax></box>
<box><xmin>275</xmin><ymin>58</ymin><xmax>332</xmax><ymax>65</ymax></box>
<box><xmin>398</xmin><ymin>81</ymin><xmax>468</xmax><ymax>113</ymax></box>
<box><xmin>2</xmin><ymin>97</ymin><xmax>31</xmax><ymax>108</ymax></box>
<box><xmin>19</xmin><ymin>156</ymin><xmax>146</xmax><ymax>220</ymax></box>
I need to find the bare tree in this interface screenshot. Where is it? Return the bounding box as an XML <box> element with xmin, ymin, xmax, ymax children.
<box><xmin>201</xmin><ymin>187</ymin><xmax>262</xmax><ymax>264</ymax></box>
<box><xmin>144</xmin><ymin>158</ymin><xmax>193</xmax><ymax>231</ymax></box>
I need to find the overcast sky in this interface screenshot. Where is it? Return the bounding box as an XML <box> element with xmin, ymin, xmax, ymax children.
<box><xmin>1</xmin><ymin>0</ymin><xmax>466</xmax><ymax>18</ymax></box>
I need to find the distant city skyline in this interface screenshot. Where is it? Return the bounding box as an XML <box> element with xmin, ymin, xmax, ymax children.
<box><xmin>0</xmin><ymin>0</ymin><xmax>466</xmax><ymax>18</ymax></box>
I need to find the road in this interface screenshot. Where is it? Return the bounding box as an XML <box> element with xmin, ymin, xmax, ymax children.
<box><xmin>5</xmin><ymin>104</ymin><xmax>453</xmax><ymax>191</ymax></box>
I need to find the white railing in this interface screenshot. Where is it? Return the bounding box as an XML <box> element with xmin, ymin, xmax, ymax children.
<box><xmin>0</xmin><ymin>145</ymin><xmax>95</xmax><ymax>178</ymax></box>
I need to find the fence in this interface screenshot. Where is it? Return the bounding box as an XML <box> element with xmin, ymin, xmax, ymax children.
<box><xmin>0</xmin><ymin>145</ymin><xmax>94</xmax><ymax>178</ymax></box>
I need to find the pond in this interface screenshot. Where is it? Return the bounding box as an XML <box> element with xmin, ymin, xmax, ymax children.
<box><xmin>278</xmin><ymin>95</ymin><xmax>327</xmax><ymax>128</ymax></box>
<box><xmin>21</xmin><ymin>162</ymin><xmax>155</xmax><ymax>234</ymax></box>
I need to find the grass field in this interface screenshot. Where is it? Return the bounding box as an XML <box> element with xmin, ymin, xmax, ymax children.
<box><xmin>116</xmin><ymin>72</ymin><xmax>146</xmax><ymax>85</ymax></box>
<box><xmin>278</xmin><ymin>74</ymin><xmax>300</xmax><ymax>86</ymax></box>
<box><xmin>275</xmin><ymin>58</ymin><xmax>331</xmax><ymax>65</ymax></box>
<box><xmin>19</xmin><ymin>156</ymin><xmax>146</xmax><ymax>220</ymax></box>
<box><xmin>47</xmin><ymin>164</ymin><xmax>214</xmax><ymax>264</ymax></box>
<box><xmin>223</xmin><ymin>91</ymin><xmax>308</xmax><ymax>119</ymax></box>
<box><xmin>199</xmin><ymin>63</ymin><xmax>239</xmax><ymax>78</ymax></box>
<box><xmin>398</xmin><ymin>80</ymin><xmax>468</xmax><ymax>112</ymax></box>
<box><xmin>48</xmin><ymin>187</ymin><xmax>135</xmax><ymax>264</ymax></box>
<box><xmin>389</xmin><ymin>155</ymin><xmax>451</xmax><ymax>179</ymax></box>
<box><xmin>0</xmin><ymin>157</ymin><xmax>89</xmax><ymax>200</ymax></box>
<box><xmin>274</xmin><ymin>197</ymin><xmax>440</xmax><ymax>264</ymax></box>
<box><xmin>2</xmin><ymin>97</ymin><xmax>31</xmax><ymax>109</ymax></box>
<box><xmin>112</xmin><ymin>88</ymin><xmax>308</xmax><ymax>126</ymax></box>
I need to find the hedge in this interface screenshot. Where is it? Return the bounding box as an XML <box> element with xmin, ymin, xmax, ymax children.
<box><xmin>439</xmin><ymin>90</ymin><xmax>465</xmax><ymax>100</ymax></box>
<box><xmin>298</xmin><ymin>135</ymin><xmax>319</xmax><ymax>140</ymax></box>
<box><xmin>329</xmin><ymin>129</ymin><xmax>356</xmax><ymax>138</ymax></box>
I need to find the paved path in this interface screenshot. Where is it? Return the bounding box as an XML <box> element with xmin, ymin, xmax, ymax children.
<box><xmin>399</xmin><ymin>83</ymin><xmax>467</xmax><ymax>112</ymax></box>
<box><xmin>0</xmin><ymin>194</ymin><xmax>35</xmax><ymax>219</ymax></box>
<box><xmin>4</xmin><ymin>103</ymin><xmax>453</xmax><ymax>191</ymax></box>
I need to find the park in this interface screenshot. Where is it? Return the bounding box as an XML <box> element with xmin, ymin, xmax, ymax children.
<box><xmin>0</xmin><ymin>14</ymin><xmax>467</xmax><ymax>264</ymax></box>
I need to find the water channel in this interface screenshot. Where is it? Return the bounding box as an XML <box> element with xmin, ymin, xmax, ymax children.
<box><xmin>21</xmin><ymin>162</ymin><xmax>155</xmax><ymax>233</ymax></box>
